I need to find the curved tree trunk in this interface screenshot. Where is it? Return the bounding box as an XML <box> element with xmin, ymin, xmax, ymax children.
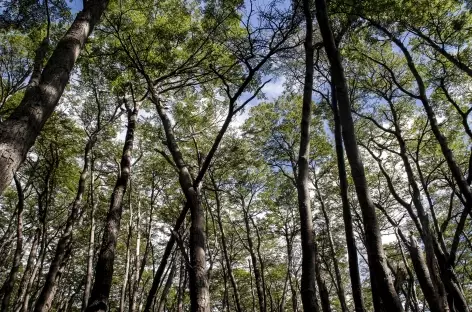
<box><xmin>297</xmin><ymin>0</ymin><xmax>319</xmax><ymax>310</ymax></box>
<box><xmin>0</xmin><ymin>0</ymin><xmax>109</xmax><ymax>195</ymax></box>
<box><xmin>332</xmin><ymin>83</ymin><xmax>366</xmax><ymax>312</ymax></box>
<box><xmin>85</xmin><ymin>101</ymin><xmax>138</xmax><ymax>312</ymax></box>
<box><xmin>1</xmin><ymin>175</ymin><xmax>24</xmax><ymax>312</ymax></box>
<box><xmin>314</xmin><ymin>1</ymin><xmax>403</xmax><ymax>311</ymax></box>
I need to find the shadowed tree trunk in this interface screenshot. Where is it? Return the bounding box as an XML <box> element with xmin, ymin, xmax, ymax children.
<box><xmin>143</xmin><ymin>203</ymin><xmax>189</xmax><ymax>312</ymax></box>
<box><xmin>157</xmin><ymin>263</ymin><xmax>176</xmax><ymax>312</ymax></box>
<box><xmin>313</xmin><ymin>1</ymin><xmax>403</xmax><ymax>310</ymax></box>
<box><xmin>314</xmin><ymin>178</ymin><xmax>348</xmax><ymax>312</ymax></box>
<box><xmin>85</xmin><ymin>99</ymin><xmax>138</xmax><ymax>312</ymax></box>
<box><xmin>0</xmin><ymin>0</ymin><xmax>110</xmax><ymax>194</ymax></box>
<box><xmin>82</xmin><ymin>165</ymin><xmax>97</xmax><ymax>312</ymax></box>
<box><xmin>210</xmin><ymin>172</ymin><xmax>243</xmax><ymax>312</ymax></box>
<box><xmin>34</xmin><ymin>135</ymin><xmax>96</xmax><ymax>312</ymax></box>
<box><xmin>369</xmin><ymin>22</ymin><xmax>470</xmax><ymax>311</ymax></box>
<box><xmin>297</xmin><ymin>0</ymin><xmax>319</xmax><ymax>310</ymax></box>
<box><xmin>331</xmin><ymin>83</ymin><xmax>366</xmax><ymax>312</ymax></box>
<box><xmin>15</xmin><ymin>228</ymin><xmax>39</xmax><ymax>312</ymax></box>
<box><xmin>0</xmin><ymin>175</ymin><xmax>24</xmax><ymax>312</ymax></box>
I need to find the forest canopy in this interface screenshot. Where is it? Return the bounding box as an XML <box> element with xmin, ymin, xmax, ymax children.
<box><xmin>0</xmin><ymin>0</ymin><xmax>471</xmax><ymax>311</ymax></box>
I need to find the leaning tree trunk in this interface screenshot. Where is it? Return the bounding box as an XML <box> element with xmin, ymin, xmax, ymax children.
<box><xmin>315</xmin><ymin>181</ymin><xmax>348</xmax><ymax>312</ymax></box>
<box><xmin>82</xmin><ymin>168</ymin><xmax>97</xmax><ymax>312</ymax></box>
<box><xmin>242</xmin><ymin>207</ymin><xmax>266</xmax><ymax>312</ymax></box>
<box><xmin>34</xmin><ymin>135</ymin><xmax>96</xmax><ymax>312</ymax></box>
<box><xmin>297</xmin><ymin>0</ymin><xmax>319</xmax><ymax>310</ymax></box>
<box><xmin>332</xmin><ymin>83</ymin><xmax>366</xmax><ymax>312</ymax></box>
<box><xmin>15</xmin><ymin>228</ymin><xmax>39</xmax><ymax>312</ymax></box>
<box><xmin>372</xmin><ymin>22</ymin><xmax>470</xmax><ymax>311</ymax></box>
<box><xmin>143</xmin><ymin>203</ymin><xmax>189</xmax><ymax>312</ymax></box>
<box><xmin>1</xmin><ymin>175</ymin><xmax>24</xmax><ymax>312</ymax></box>
<box><xmin>85</xmin><ymin>102</ymin><xmax>138</xmax><ymax>312</ymax></box>
<box><xmin>156</xmin><ymin>263</ymin><xmax>176</xmax><ymax>312</ymax></box>
<box><xmin>210</xmin><ymin>173</ymin><xmax>243</xmax><ymax>312</ymax></box>
<box><xmin>119</xmin><ymin>197</ymin><xmax>133</xmax><ymax>312</ymax></box>
<box><xmin>313</xmin><ymin>1</ymin><xmax>403</xmax><ymax>311</ymax></box>
<box><xmin>0</xmin><ymin>0</ymin><xmax>109</xmax><ymax>195</ymax></box>
<box><xmin>147</xmin><ymin>80</ymin><xmax>209</xmax><ymax>312</ymax></box>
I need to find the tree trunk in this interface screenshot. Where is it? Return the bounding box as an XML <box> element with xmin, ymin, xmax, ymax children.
<box><xmin>243</xmin><ymin>206</ymin><xmax>266</xmax><ymax>312</ymax></box>
<box><xmin>298</xmin><ymin>0</ymin><xmax>319</xmax><ymax>311</ymax></box>
<box><xmin>315</xmin><ymin>181</ymin><xmax>348</xmax><ymax>312</ymax></box>
<box><xmin>332</xmin><ymin>83</ymin><xmax>366</xmax><ymax>312</ymax></box>
<box><xmin>120</xmin><ymin>196</ymin><xmax>133</xmax><ymax>312</ymax></box>
<box><xmin>157</xmin><ymin>263</ymin><xmax>176</xmax><ymax>312</ymax></box>
<box><xmin>82</xmin><ymin>168</ymin><xmax>97</xmax><ymax>312</ymax></box>
<box><xmin>0</xmin><ymin>0</ymin><xmax>109</xmax><ymax>194</ymax></box>
<box><xmin>15</xmin><ymin>228</ymin><xmax>39</xmax><ymax>312</ymax></box>
<box><xmin>371</xmin><ymin>22</ymin><xmax>470</xmax><ymax>311</ymax></box>
<box><xmin>1</xmin><ymin>175</ymin><xmax>24</xmax><ymax>312</ymax></box>
<box><xmin>130</xmin><ymin>198</ymin><xmax>141</xmax><ymax>312</ymax></box>
<box><xmin>147</xmin><ymin>81</ymin><xmax>209</xmax><ymax>312</ymax></box>
<box><xmin>314</xmin><ymin>2</ymin><xmax>403</xmax><ymax>311</ymax></box>
<box><xmin>314</xmin><ymin>241</ymin><xmax>332</xmax><ymax>312</ymax></box>
<box><xmin>34</xmin><ymin>135</ymin><xmax>95</xmax><ymax>312</ymax></box>
<box><xmin>85</xmin><ymin>102</ymin><xmax>138</xmax><ymax>312</ymax></box>
<box><xmin>405</xmin><ymin>235</ymin><xmax>446</xmax><ymax>312</ymax></box>
<box><xmin>210</xmin><ymin>173</ymin><xmax>243</xmax><ymax>312</ymax></box>
<box><xmin>143</xmin><ymin>204</ymin><xmax>189</xmax><ymax>312</ymax></box>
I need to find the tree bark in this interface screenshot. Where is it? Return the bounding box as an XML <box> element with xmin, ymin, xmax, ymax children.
<box><xmin>405</xmin><ymin>235</ymin><xmax>445</xmax><ymax>312</ymax></box>
<box><xmin>297</xmin><ymin>0</ymin><xmax>319</xmax><ymax>311</ymax></box>
<box><xmin>15</xmin><ymin>228</ymin><xmax>39</xmax><ymax>312</ymax></box>
<box><xmin>315</xmin><ymin>180</ymin><xmax>348</xmax><ymax>312</ymax></box>
<box><xmin>143</xmin><ymin>204</ymin><xmax>189</xmax><ymax>312</ymax></box>
<box><xmin>82</xmin><ymin>167</ymin><xmax>97</xmax><ymax>312</ymax></box>
<box><xmin>157</xmin><ymin>263</ymin><xmax>176</xmax><ymax>312</ymax></box>
<box><xmin>0</xmin><ymin>0</ymin><xmax>109</xmax><ymax>195</ymax></box>
<box><xmin>210</xmin><ymin>173</ymin><xmax>243</xmax><ymax>312</ymax></box>
<box><xmin>314</xmin><ymin>1</ymin><xmax>403</xmax><ymax>311</ymax></box>
<box><xmin>34</xmin><ymin>135</ymin><xmax>96</xmax><ymax>312</ymax></box>
<box><xmin>332</xmin><ymin>83</ymin><xmax>366</xmax><ymax>312</ymax></box>
<box><xmin>1</xmin><ymin>175</ymin><xmax>24</xmax><ymax>312</ymax></box>
<box><xmin>314</xmin><ymin>241</ymin><xmax>332</xmax><ymax>312</ymax></box>
<box><xmin>147</xmin><ymin>81</ymin><xmax>209</xmax><ymax>312</ymax></box>
<box><xmin>242</xmin><ymin>204</ymin><xmax>266</xmax><ymax>312</ymax></box>
<box><xmin>85</xmin><ymin>101</ymin><xmax>138</xmax><ymax>312</ymax></box>
<box><xmin>119</xmin><ymin>195</ymin><xmax>133</xmax><ymax>312</ymax></box>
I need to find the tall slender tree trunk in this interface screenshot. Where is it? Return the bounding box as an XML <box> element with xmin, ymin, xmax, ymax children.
<box><xmin>130</xmin><ymin>198</ymin><xmax>141</xmax><ymax>312</ymax></box>
<box><xmin>34</xmin><ymin>135</ymin><xmax>96</xmax><ymax>312</ymax></box>
<box><xmin>405</xmin><ymin>236</ymin><xmax>445</xmax><ymax>312</ymax></box>
<box><xmin>1</xmin><ymin>175</ymin><xmax>24</xmax><ymax>312</ymax></box>
<box><xmin>143</xmin><ymin>204</ymin><xmax>189</xmax><ymax>312</ymax></box>
<box><xmin>210</xmin><ymin>173</ymin><xmax>243</xmax><ymax>312</ymax></box>
<box><xmin>284</xmin><ymin>225</ymin><xmax>298</xmax><ymax>312</ymax></box>
<box><xmin>298</xmin><ymin>0</ymin><xmax>319</xmax><ymax>310</ymax></box>
<box><xmin>157</xmin><ymin>263</ymin><xmax>176</xmax><ymax>312</ymax></box>
<box><xmin>243</xmin><ymin>206</ymin><xmax>266</xmax><ymax>312</ymax></box>
<box><xmin>371</xmin><ymin>22</ymin><xmax>470</xmax><ymax>311</ymax></box>
<box><xmin>147</xmin><ymin>81</ymin><xmax>209</xmax><ymax>312</ymax></box>
<box><xmin>0</xmin><ymin>0</ymin><xmax>109</xmax><ymax>195</ymax></box>
<box><xmin>314</xmin><ymin>1</ymin><xmax>403</xmax><ymax>311</ymax></box>
<box><xmin>332</xmin><ymin>83</ymin><xmax>366</xmax><ymax>312</ymax></box>
<box><xmin>16</xmin><ymin>229</ymin><xmax>41</xmax><ymax>312</ymax></box>
<box><xmin>15</xmin><ymin>228</ymin><xmax>40</xmax><ymax>312</ymax></box>
<box><xmin>314</xmin><ymin>241</ymin><xmax>332</xmax><ymax>312</ymax></box>
<box><xmin>85</xmin><ymin>101</ymin><xmax>138</xmax><ymax>312</ymax></box>
<box><xmin>315</xmin><ymin>181</ymin><xmax>348</xmax><ymax>312</ymax></box>
<box><xmin>82</xmin><ymin>168</ymin><xmax>97</xmax><ymax>312</ymax></box>
<box><xmin>120</xmin><ymin>195</ymin><xmax>133</xmax><ymax>312</ymax></box>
